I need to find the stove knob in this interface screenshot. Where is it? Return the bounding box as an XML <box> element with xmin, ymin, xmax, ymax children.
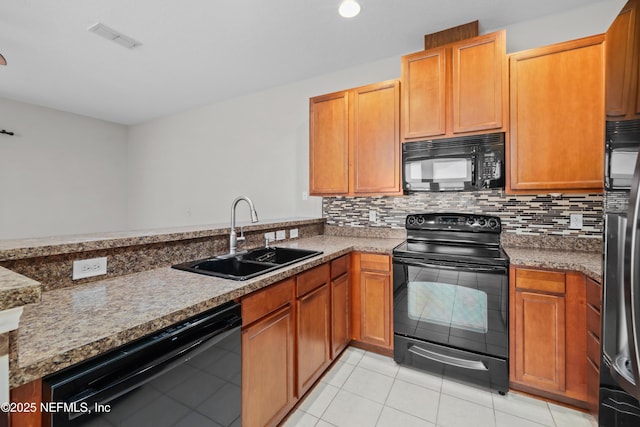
<box><xmin>489</xmin><ymin>219</ymin><xmax>498</xmax><ymax>228</ymax></box>
<box><xmin>416</xmin><ymin>216</ymin><xmax>425</xmax><ymax>225</ymax></box>
<box><xmin>478</xmin><ymin>218</ymin><xmax>487</xmax><ymax>227</ymax></box>
<box><xmin>407</xmin><ymin>216</ymin><xmax>415</xmax><ymax>225</ymax></box>
<box><xmin>467</xmin><ymin>218</ymin><xmax>475</xmax><ymax>226</ymax></box>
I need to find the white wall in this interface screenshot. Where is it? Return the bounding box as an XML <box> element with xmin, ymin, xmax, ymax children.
<box><xmin>126</xmin><ymin>57</ymin><xmax>401</xmax><ymax>229</ymax></box>
<box><xmin>0</xmin><ymin>98</ymin><xmax>127</xmax><ymax>239</ymax></box>
<box><xmin>497</xmin><ymin>0</ymin><xmax>626</xmax><ymax>53</ymax></box>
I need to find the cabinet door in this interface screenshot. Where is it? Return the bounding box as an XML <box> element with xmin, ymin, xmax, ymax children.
<box><xmin>606</xmin><ymin>0</ymin><xmax>639</xmax><ymax>119</ymax></box>
<box><xmin>242</xmin><ymin>305</ymin><xmax>295</xmax><ymax>427</ymax></box>
<box><xmin>401</xmin><ymin>47</ymin><xmax>447</xmax><ymax>140</ymax></box>
<box><xmin>514</xmin><ymin>290</ymin><xmax>566</xmax><ymax>392</ymax></box>
<box><xmin>297</xmin><ymin>283</ymin><xmax>331</xmax><ymax>396</ymax></box>
<box><xmin>352</xmin><ymin>80</ymin><xmax>401</xmax><ymax>195</ymax></box>
<box><xmin>359</xmin><ymin>270</ymin><xmax>392</xmax><ymax>349</ymax></box>
<box><xmin>509</xmin><ymin>35</ymin><xmax>605</xmax><ymax>192</ymax></box>
<box><xmin>331</xmin><ymin>272</ymin><xmax>350</xmax><ymax>358</ymax></box>
<box><xmin>309</xmin><ymin>91</ymin><xmax>349</xmax><ymax>195</ymax></box>
<box><xmin>451</xmin><ymin>30</ymin><xmax>505</xmax><ymax>133</ymax></box>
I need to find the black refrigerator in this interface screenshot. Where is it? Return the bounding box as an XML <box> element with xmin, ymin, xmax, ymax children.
<box><xmin>601</xmin><ymin>135</ymin><xmax>640</xmax><ymax>424</ymax></box>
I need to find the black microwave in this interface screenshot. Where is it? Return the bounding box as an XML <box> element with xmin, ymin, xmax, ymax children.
<box><xmin>402</xmin><ymin>132</ymin><xmax>505</xmax><ymax>192</ymax></box>
<box><xmin>605</xmin><ymin>120</ymin><xmax>640</xmax><ymax>191</ymax></box>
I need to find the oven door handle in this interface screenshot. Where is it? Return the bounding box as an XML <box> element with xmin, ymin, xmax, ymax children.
<box><xmin>408</xmin><ymin>344</ymin><xmax>488</xmax><ymax>371</ymax></box>
<box><xmin>393</xmin><ymin>257</ymin><xmax>507</xmax><ymax>274</ymax></box>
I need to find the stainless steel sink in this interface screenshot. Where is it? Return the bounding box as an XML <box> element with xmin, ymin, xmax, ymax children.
<box><xmin>172</xmin><ymin>247</ymin><xmax>322</xmax><ymax>280</ymax></box>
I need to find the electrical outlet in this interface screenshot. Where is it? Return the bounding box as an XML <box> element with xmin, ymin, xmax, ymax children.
<box><xmin>276</xmin><ymin>230</ymin><xmax>286</xmax><ymax>240</ymax></box>
<box><xmin>369</xmin><ymin>210</ymin><xmax>377</xmax><ymax>222</ymax></box>
<box><xmin>289</xmin><ymin>228</ymin><xmax>299</xmax><ymax>239</ymax></box>
<box><xmin>569</xmin><ymin>213</ymin><xmax>583</xmax><ymax>230</ymax></box>
<box><xmin>302</xmin><ymin>191</ymin><xmax>308</xmax><ymax>200</ymax></box>
<box><xmin>73</xmin><ymin>257</ymin><xmax>107</xmax><ymax>280</ymax></box>
<box><xmin>264</xmin><ymin>232</ymin><xmax>275</xmax><ymax>241</ymax></box>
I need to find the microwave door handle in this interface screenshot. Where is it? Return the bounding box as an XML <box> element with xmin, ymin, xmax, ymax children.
<box><xmin>624</xmin><ymin>153</ymin><xmax>640</xmax><ymax>400</ymax></box>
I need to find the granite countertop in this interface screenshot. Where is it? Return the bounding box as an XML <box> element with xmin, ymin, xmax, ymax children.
<box><xmin>503</xmin><ymin>246</ymin><xmax>603</xmax><ymax>283</ymax></box>
<box><xmin>0</xmin><ymin>267</ymin><xmax>41</xmax><ymax>311</ymax></box>
<box><xmin>0</xmin><ymin>217</ymin><xmax>324</xmax><ymax>261</ymax></box>
<box><xmin>11</xmin><ymin>235</ymin><xmax>403</xmax><ymax>388</ymax></box>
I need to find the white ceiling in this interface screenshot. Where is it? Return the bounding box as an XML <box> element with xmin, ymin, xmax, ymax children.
<box><xmin>0</xmin><ymin>0</ymin><xmax>610</xmax><ymax>125</ymax></box>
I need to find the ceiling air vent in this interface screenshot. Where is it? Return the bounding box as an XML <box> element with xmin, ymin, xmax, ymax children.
<box><xmin>88</xmin><ymin>22</ymin><xmax>142</xmax><ymax>50</ymax></box>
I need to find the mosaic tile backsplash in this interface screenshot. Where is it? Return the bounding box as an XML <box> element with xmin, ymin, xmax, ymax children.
<box><xmin>323</xmin><ymin>191</ymin><xmax>604</xmax><ymax>238</ymax></box>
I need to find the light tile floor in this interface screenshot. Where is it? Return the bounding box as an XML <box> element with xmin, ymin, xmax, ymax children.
<box><xmin>282</xmin><ymin>347</ymin><xmax>597</xmax><ymax>427</ymax></box>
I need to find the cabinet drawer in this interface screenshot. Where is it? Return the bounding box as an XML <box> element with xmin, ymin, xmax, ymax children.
<box><xmin>586</xmin><ymin>278</ymin><xmax>602</xmax><ymax>309</ymax></box>
<box><xmin>587</xmin><ymin>331</ymin><xmax>601</xmax><ymax>369</ymax></box>
<box><xmin>515</xmin><ymin>268</ymin><xmax>565</xmax><ymax>293</ymax></box>
<box><xmin>331</xmin><ymin>255</ymin><xmax>349</xmax><ymax>279</ymax></box>
<box><xmin>587</xmin><ymin>304</ymin><xmax>602</xmax><ymax>340</ymax></box>
<box><xmin>360</xmin><ymin>253</ymin><xmax>390</xmax><ymax>272</ymax></box>
<box><xmin>297</xmin><ymin>263</ymin><xmax>330</xmax><ymax>297</ymax></box>
<box><xmin>242</xmin><ymin>278</ymin><xmax>294</xmax><ymax>326</ymax></box>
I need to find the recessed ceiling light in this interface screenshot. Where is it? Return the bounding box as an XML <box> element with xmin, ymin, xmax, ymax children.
<box><xmin>88</xmin><ymin>22</ymin><xmax>142</xmax><ymax>50</ymax></box>
<box><xmin>339</xmin><ymin>0</ymin><xmax>361</xmax><ymax>18</ymax></box>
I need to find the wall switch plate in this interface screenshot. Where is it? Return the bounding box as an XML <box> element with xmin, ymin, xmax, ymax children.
<box><xmin>73</xmin><ymin>257</ymin><xmax>107</xmax><ymax>280</ymax></box>
<box><xmin>289</xmin><ymin>228</ymin><xmax>299</xmax><ymax>238</ymax></box>
<box><xmin>369</xmin><ymin>210</ymin><xmax>377</xmax><ymax>222</ymax></box>
<box><xmin>569</xmin><ymin>213</ymin><xmax>583</xmax><ymax>230</ymax></box>
<box><xmin>275</xmin><ymin>230</ymin><xmax>286</xmax><ymax>240</ymax></box>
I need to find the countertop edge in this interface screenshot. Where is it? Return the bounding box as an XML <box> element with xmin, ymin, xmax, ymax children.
<box><xmin>0</xmin><ymin>267</ymin><xmax>42</xmax><ymax>311</ymax></box>
<box><xmin>503</xmin><ymin>246</ymin><xmax>603</xmax><ymax>283</ymax></box>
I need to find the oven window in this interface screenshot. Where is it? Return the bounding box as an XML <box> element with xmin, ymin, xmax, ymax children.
<box><xmin>408</xmin><ymin>281</ymin><xmax>488</xmax><ymax>334</ymax></box>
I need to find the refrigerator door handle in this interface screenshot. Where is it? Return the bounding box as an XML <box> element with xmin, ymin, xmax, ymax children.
<box><xmin>624</xmin><ymin>152</ymin><xmax>640</xmax><ymax>400</ymax></box>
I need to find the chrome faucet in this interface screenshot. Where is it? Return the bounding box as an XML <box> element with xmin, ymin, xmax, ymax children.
<box><xmin>229</xmin><ymin>196</ymin><xmax>259</xmax><ymax>254</ymax></box>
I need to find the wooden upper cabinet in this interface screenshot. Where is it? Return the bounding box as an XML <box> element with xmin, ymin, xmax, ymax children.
<box><xmin>352</xmin><ymin>81</ymin><xmax>401</xmax><ymax>194</ymax></box>
<box><xmin>309</xmin><ymin>80</ymin><xmax>401</xmax><ymax>197</ymax></box>
<box><xmin>452</xmin><ymin>31</ymin><xmax>506</xmax><ymax>133</ymax></box>
<box><xmin>309</xmin><ymin>91</ymin><xmax>349</xmax><ymax>195</ymax></box>
<box><xmin>606</xmin><ymin>0</ymin><xmax>640</xmax><ymax>120</ymax></box>
<box><xmin>509</xmin><ymin>35</ymin><xmax>605</xmax><ymax>193</ymax></box>
<box><xmin>401</xmin><ymin>47</ymin><xmax>447</xmax><ymax>138</ymax></box>
<box><xmin>401</xmin><ymin>30</ymin><xmax>506</xmax><ymax>141</ymax></box>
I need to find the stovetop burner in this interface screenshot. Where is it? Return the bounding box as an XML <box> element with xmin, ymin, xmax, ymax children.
<box><xmin>393</xmin><ymin>213</ymin><xmax>509</xmax><ymax>267</ymax></box>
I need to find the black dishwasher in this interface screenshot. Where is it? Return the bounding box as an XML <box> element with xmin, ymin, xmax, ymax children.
<box><xmin>43</xmin><ymin>301</ymin><xmax>242</xmax><ymax>427</ymax></box>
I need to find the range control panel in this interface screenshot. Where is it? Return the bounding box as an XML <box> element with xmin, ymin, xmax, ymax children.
<box><xmin>405</xmin><ymin>213</ymin><xmax>501</xmax><ymax>232</ymax></box>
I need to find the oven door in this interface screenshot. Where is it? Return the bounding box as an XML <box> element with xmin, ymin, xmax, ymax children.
<box><xmin>393</xmin><ymin>257</ymin><xmax>508</xmax><ymax>359</ymax></box>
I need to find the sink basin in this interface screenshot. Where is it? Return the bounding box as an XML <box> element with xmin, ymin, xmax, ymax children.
<box><xmin>172</xmin><ymin>247</ymin><xmax>323</xmax><ymax>281</ymax></box>
<box><xmin>240</xmin><ymin>247</ymin><xmax>321</xmax><ymax>265</ymax></box>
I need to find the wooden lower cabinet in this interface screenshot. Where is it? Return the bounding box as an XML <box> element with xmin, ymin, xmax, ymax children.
<box><xmin>351</xmin><ymin>253</ymin><xmax>393</xmax><ymax>353</ymax></box>
<box><xmin>296</xmin><ymin>264</ymin><xmax>332</xmax><ymax>396</ymax></box>
<box><xmin>10</xmin><ymin>378</ymin><xmax>42</xmax><ymax>427</ymax></box>
<box><xmin>331</xmin><ymin>255</ymin><xmax>351</xmax><ymax>358</ymax></box>
<box><xmin>585</xmin><ymin>277</ymin><xmax>603</xmax><ymax>417</ymax></box>
<box><xmin>514</xmin><ymin>289</ymin><xmax>566</xmax><ymax>391</ymax></box>
<box><xmin>242</xmin><ymin>258</ymin><xmax>353</xmax><ymax>427</ymax></box>
<box><xmin>242</xmin><ymin>280</ymin><xmax>296</xmax><ymax>427</ymax></box>
<box><xmin>510</xmin><ymin>266</ymin><xmax>588</xmax><ymax>407</ymax></box>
